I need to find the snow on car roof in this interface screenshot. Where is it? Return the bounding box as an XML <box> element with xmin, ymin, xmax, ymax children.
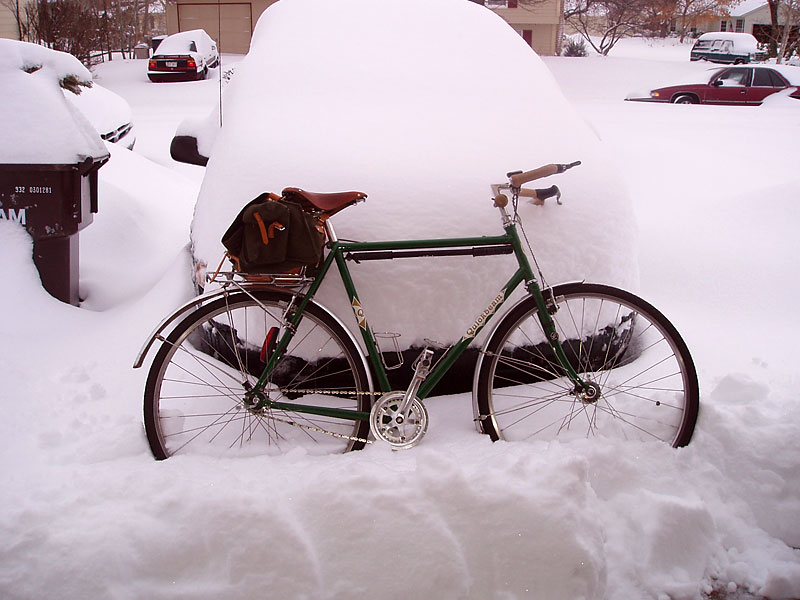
<box><xmin>0</xmin><ymin>39</ymin><xmax>108</xmax><ymax>164</ymax></box>
<box><xmin>190</xmin><ymin>0</ymin><xmax>638</xmax><ymax>345</ymax></box>
<box><xmin>695</xmin><ymin>32</ymin><xmax>759</xmax><ymax>50</ymax></box>
<box><xmin>154</xmin><ymin>30</ymin><xmax>210</xmax><ymax>56</ymax></box>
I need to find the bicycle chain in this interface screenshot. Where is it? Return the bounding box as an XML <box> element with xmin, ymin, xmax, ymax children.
<box><xmin>278</xmin><ymin>388</ymin><xmax>380</xmax><ymax>397</ymax></box>
<box><xmin>257</xmin><ymin>387</ymin><xmax>379</xmax><ymax>444</ymax></box>
<box><xmin>267</xmin><ymin>411</ymin><xmax>373</xmax><ymax>444</ymax></box>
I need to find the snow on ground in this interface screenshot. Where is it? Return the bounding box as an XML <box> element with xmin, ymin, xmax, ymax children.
<box><xmin>1</xmin><ymin>20</ymin><xmax>800</xmax><ymax>600</ymax></box>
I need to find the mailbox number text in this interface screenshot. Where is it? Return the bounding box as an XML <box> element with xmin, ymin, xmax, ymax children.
<box><xmin>14</xmin><ymin>186</ymin><xmax>53</xmax><ymax>194</ymax></box>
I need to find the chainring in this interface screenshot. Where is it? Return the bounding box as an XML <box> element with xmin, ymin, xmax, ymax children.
<box><xmin>369</xmin><ymin>391</ymin><xmax>428</xmax><ymax>449</ymax></box>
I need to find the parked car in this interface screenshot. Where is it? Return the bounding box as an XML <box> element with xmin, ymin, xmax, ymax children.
<box><xmin>65</xmin><ymin>83</ymin><xmax>136</xmax><ymax>149</ymax></box>
<box><xmin>690</xmin><ymin>32</ymin><xmax>766</xmax><ymax>65</ymax></box>
<box><xmin>182</xmin><ymin>0</ymin><xmax>639</xmax><ymax>396</ymax></box>
<box><xmin>627</xmin><ymin>66</ymin><xmax>800</xmax><ymax>105</ymax></box>
<box><xmin>148</xmin><ymin>30</ymin><xmax>219</xmax><ymax>82</ymax></box>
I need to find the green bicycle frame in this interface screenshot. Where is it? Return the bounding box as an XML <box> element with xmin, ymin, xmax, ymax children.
<box><xmin>251</xmin><ymin>218</ymin><xmax>585</xmax><ymax>420</ymax></box>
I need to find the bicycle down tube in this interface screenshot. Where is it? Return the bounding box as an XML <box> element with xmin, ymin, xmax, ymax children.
<box><xmin>250</xmin><ymin>218</ymin><xmax>588</xmax><ymax>422</ymax></box>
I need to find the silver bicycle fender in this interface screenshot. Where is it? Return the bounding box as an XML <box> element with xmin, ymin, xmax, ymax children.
<box><xmin>132</xmin><ymin>288</ymin><xmax>376</xmax><ymax>400</ymax></box>
<box><xmin>133</xmin><ymin>288</ymin><xmax>233</xmax><ymax>368</ymax></box>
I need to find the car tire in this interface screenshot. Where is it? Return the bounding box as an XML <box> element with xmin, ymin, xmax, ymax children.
<box><xmin>672</xmin><ymin>94</ymin><xmax>698</xmax><ymax>104</ymax></box>
<box><xmin>733</xmin><ymin>59</ymin><xmax>745</xmax><ymax>65</ymax></box>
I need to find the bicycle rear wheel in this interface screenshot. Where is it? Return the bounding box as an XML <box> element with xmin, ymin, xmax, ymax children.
<box><xmin>474</xmin><ymin>283</ymin><xmax>698</xmax><ymax>447</ymax></box>
<box><xmin>144</xmin><ymin>290</ymin><xmax>371</xmax><ymax>459</ymax></box>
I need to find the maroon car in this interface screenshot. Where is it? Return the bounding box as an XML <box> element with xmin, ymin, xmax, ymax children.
<box><xmin>628</xmin><ymin>66</ymin><xmax>800</xmax><ymax>106</ymax></box>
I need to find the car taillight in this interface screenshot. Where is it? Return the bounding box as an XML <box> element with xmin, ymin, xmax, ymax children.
<box><xmin>148</xmin><ymin>60</ymin><xmax>156</xmax><ymax>69</ymax></box>
<box><xmin>187</xmin><ymin>58</ymin><xmax>196</xmax><ymax>68</ymax></box>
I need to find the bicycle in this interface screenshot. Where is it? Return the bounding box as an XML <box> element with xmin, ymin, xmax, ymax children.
<box><xmin>134</xmin><ymin>162</ymin><xmax>699</xmax><ymax>459</ymax></box>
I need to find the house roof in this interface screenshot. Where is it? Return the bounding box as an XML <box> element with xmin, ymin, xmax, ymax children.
<box><xmin>729</xmin><ymin>0</ymin><xmax>767</xmax><ymax>17</ymax></box>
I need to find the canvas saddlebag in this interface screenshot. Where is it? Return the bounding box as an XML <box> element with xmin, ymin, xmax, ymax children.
<box><xmin>221</xmin><ymin>192</ymin><xmax>325</xmax><ymax>274</ymax></box>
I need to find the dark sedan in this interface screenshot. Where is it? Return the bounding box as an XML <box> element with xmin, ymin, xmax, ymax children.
<box><xmin>148</xmin><ymin>30</ymin><xmax>219</xmax><ymax>83</ymax></box>
<box><xmin>628</xmin><ymin>66</ymin><xmax>800</xmax><ymax>106</ymax></box>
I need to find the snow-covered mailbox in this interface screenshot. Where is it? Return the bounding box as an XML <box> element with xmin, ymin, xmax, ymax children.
<box><xmin>0</xmin><ymin>40</ymin><xmax>109</xmax><ymax>305</ymax></box>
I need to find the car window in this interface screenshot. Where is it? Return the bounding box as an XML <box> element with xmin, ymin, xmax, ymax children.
<box><xmin>716</xmin><ymin>67</ymin><xmax>750</xmax><ymax>87</ymax></box>
<box><xmin>752</xmin><ymin>69</ymin><xmax>773</xmax><ymax>87</ymax></box>
<box><xmin>768</xmin><ymin>70</ymin><xmax>788</xmax><ymax>87</ymax></box>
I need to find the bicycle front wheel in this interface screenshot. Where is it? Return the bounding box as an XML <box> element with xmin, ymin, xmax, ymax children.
<box><xmin>475</xmin><ymin>283</ymin><xmax>698</xmax><ymax>447</ymax></box>
<box><xmin>144</xmin><ymin>290</ymin><xmax>372</xmax><ymax>459</ymax></box>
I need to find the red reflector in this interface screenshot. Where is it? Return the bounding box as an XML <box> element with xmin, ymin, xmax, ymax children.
<box><xmin>260</xmin><ymin>327</ymin><xmax>279</xmax><ymax>363</ymax></box>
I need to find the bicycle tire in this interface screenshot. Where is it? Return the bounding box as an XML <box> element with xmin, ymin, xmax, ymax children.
<box><xmin>144</xmin><ymin>290</ymin><xmax>371</xmax><ymax>459</ymax></box>
<box><xmin>474</xmin><ymin>283</ymin><xmax>699</xmax><ymax>447</ymax></box>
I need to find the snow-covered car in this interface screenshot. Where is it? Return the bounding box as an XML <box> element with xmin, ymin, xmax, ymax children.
<box><xmin>690</xmin><ymin>32</ymin><xmax>767</xmax><ymax>64</ymax></box>
<box><xmin>627</xmin><ymin>65</ymin><xmax>800</xmax><ymax>105</ymax></box>
<box><xmin>65</xmin><ymin>83</ymin><xmax>136</xmax><ymax>149</ymax></box>
<box><xmin>183</xmin><ymin>0</ymin><xmax>638</xmax><ymax>393</ymax></box>
<box><xmin>148</xmin><ymin>29</ymin><xmax>218</xmax><ymax>82</ymax></box>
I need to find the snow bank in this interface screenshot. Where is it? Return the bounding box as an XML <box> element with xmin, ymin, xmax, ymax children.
<box><xmin>79</xmin><ymin>143</ymin><xmax>198</xmax><ymax>309</ymax></box>
<box><xmin>190</xmin><ymin>0</ymin><xmax>638</xmax><ymax>347</ymax></box>
<box><xmin>64</xmin><ymin>83</ymin><xmax>133</xmax><ymax>138</ymax></box>
<box><xmin>0</xmin><ymin>40</ymin><xmax>107</xmax><ymax>164</ymax></box>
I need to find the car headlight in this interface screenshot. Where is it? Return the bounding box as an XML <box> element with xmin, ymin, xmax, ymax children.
<box><xmin>650</xmin><ymin>91</ymin><xmax>660</xmax><ymax>98</ymax></box>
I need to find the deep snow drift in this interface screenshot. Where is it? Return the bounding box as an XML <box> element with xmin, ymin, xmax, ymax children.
<box><xmin>189</xmin><ymin>0</ymin><xmax>638</xmax><ymax>347</ymax></box>
<box><xmin>1</xmin><ymin>13</ymin><xmax>800</xmax><ymax>600</ymax></box>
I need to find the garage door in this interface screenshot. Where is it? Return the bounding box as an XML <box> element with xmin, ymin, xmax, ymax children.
<box><xmin>177</xmin><ymin>3</ymin><xmax>252</xmax><ymax>55</ymax></box>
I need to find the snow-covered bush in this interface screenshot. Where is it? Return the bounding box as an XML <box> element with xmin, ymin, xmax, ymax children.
<box><xmin>563</xmin><ymin>37</ymin><xmax>589</xmax><ymax>57</ymax></box>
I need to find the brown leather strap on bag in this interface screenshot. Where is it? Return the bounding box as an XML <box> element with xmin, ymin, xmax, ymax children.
<box><xmin>253</xmin><ymin>212</ymin><xmax>284</xmax><ymax>245</ymax></box>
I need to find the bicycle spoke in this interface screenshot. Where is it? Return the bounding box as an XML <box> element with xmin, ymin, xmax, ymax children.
<box><xmin>145</xmin><ymin>291</ymin><xmax>370</xmax><ymax>459</ymax></box>
<box><xmin>477</xmin><ymin>284</ymin><xmax>698</xmax><ymax>447</ymax></box>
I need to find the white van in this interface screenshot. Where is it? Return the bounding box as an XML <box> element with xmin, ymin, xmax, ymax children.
<box><xmin>690</xmin><ymin>32</ymin><xmax>766</xmax><ymax>64</ymax></box>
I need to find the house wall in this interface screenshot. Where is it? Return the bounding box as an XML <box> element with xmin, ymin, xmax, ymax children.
<box><xmin>697</xmin><ymin>3</ymin><xmax>790</xmax><ymax>37</ymax></box>
<box><xmin>0</xmin><ymin>2</ymin><xmax>21</xmax><ymax>40</ymax></box>
<box><xmin>168</xmin><ymin>0</ymin><xmax>564</xmax><ymax>56</ymax></box>
<box><xmin>166</xmin><ymin>0</ymin><xmax>279</xmax><ymax>53</ymax></box>
<box><xmin>490</xmin><ymin>2</ymin><xmax>563</xmax><ymax>55</ymax></box>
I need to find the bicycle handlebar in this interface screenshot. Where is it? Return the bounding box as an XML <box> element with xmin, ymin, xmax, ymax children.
<box><xmin>508</xmin><ymin>161</ymin><xmax>581</xmax><ymax>188</ymax></box>
<box><xmin>519</xmin><ymin>185</ymin><xmax>561</xmax><ymax>206</ymax></box>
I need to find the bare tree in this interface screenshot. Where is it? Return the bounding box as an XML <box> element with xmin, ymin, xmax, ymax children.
<box><xmin>762</xmin><ymin>0</ymin><xmax>800</xmax><ymax>57</ymax></box>
<box><xmin>23</xmin><ymin>0</ymin><xmax>103</xmax><ymax>64</ymax></box>
<box><xmin>567</xmin><ymin>0</ymin><xmax>651</xmax><ymax>55</ymax></box>
<box><xmin>776</xmin><ymin>0</ymin><xmax>800</xmax><ymax>62</ymax></box>
<box><xmin>672</xmin><ymin>0</ymin><xmax>734</xmax><ymax>42</ymax></box>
